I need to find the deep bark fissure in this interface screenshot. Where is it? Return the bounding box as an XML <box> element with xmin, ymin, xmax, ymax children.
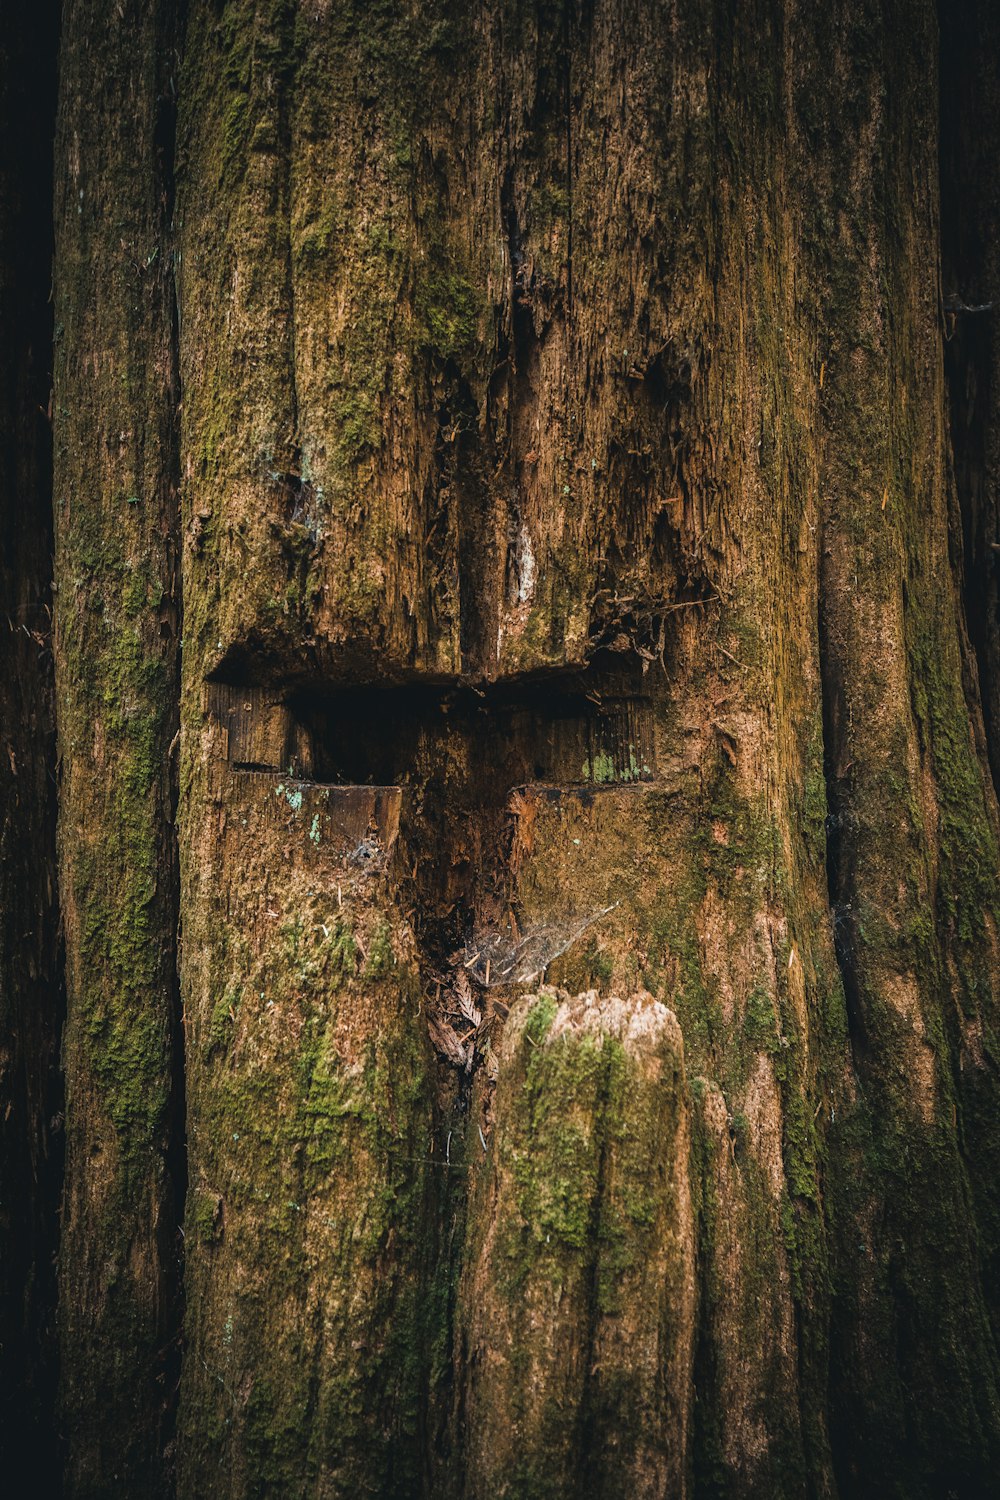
<box><xmin>938</xmin><ymin>0</ymin><xmax>1000</xmax><ymax>797</ymax></box>
<box><xmin>816</xmin><ymin>545</ymin><xmax>865</xmax><ymax>1065</ymax></box>
<box><xmin>450</xmin><ymin>370</ymin><xmax>492</xmax><ymax>676</ymax></box>
<box><xmin>562</xmin><ymin>0</ymin><xmax>574</xmax><ymax>319</ymax></box>
<box><xmin>573</xmin><ymin>1050</ymin><xmax>618</xmax><ymax>1495</ymax></box>
<box><xmin>278</xmin><ymin>0</ymin><xmax>300</xmax><ymax>471</ymax></box>
<box><xmin>0</xmin><ymin>2</ymin><xmax>63</xmax><ymax>1484</ymax></box>
<box><xmin>689</xmin><ymin>1116</ymin><xmax>725</xmax><ymax>1499</ymax></box>
<box><xmin>159</xmin><ymin>9</ymin><xmax>188</xmax><ymax>1456</ymax></box>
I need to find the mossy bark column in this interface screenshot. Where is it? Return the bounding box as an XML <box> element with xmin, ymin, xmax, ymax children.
<box><xmin>174</xmin><ymin>6</ymin><xmax>438</xmax><ymax>1491</ymax></box>
<box><xmin>51</xmin><ymin>3</ymin><xmax>183</xmax><ymax>1493</ymax></box>
<box><xmin>459</xmin><ymin>987</ymin><xmax>695</xmax><ymax>1499</ymax></box>
<box><xmin>801</xmin><ymin>3</ymin><xmax>1000</xmax><ymax>1493</ymax></box>
<box><xmin>176</xmin><ymin>750</ymin><xmax>436</xmax><ymax>1496</ymax></box>
<box><xmin>444</xmin><ymin>4</ymin><xmax>844</xmax><ymax>1491</ymax></box>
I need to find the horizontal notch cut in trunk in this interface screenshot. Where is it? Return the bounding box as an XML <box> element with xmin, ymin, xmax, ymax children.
<box><xmin>205</xmin><ymin>656</ymin><xmax>658</xmax><ymax>794</ymax></box>
<box><xmin>206</xmin><ymin>658</ymin><xmax>658</xmax><ymax>972</ymax></box>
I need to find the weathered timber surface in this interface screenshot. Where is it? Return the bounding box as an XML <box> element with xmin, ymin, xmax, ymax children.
<box><xmin>9</xmin><ymin>0</ymin><xmax>1000</xmax><ymax>1496</ymax></box>
<box><xmin>51</xmin><ymin>1</ymin><xmax>184</xmax><ymax>1493</ymax></box>
<box><xmin>177</xmin><ymin>722</ymin><xmax>432</xmax><ymax>1496</ymax></box>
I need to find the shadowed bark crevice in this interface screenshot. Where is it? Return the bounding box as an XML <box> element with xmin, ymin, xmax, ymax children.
<box><xmin>817</xmin><ymin>551</ymin><xmax>865</xmax><ymax>1068</ymax></box>
<box><xmin>939</xmin><ymin>0</ymin><xmax>1000</xmax><ymax>796</ymax></box>
<box><xmin>0</xmin><ymin>1</ymin><xmax>63</xmax><ymax>1487</ymax></box>
<box><xmin>158</xmin><ymin>3</ymin><xmax>188</xmax><ymax>1461</ymax></box>
<box><xmin>52</xmin><ymin>0</ymin><xmax>188</xmax><ymax>1490</ymax></box>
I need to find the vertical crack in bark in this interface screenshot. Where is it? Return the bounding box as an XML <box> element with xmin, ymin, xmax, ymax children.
<box><xmin>278</xmin><ymin>0</ymin><xmax>299</xmax><ymax>467</ymax></box>
<box><xmin>156</xmin><ymin>0</ymin><xmax>187</xmax><ymax>1459</ymax></box>
<box><xmin>452</xmin><ymin>368</ymin><xmax>492</xmax><ymax>675</ymax></box>
<box><xmin>817</xmin><ymin>531</ymin><xmax>864</xmax><ymax>1061</ymax></box>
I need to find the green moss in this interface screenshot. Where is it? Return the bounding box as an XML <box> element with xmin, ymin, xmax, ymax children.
<box><xmin>744</xmin><ymin>983</ymin><xmax>781</xmax><ymax>1054</ymax></box>
<box><xmin>61</xmin><ymin>612</ymin><xmax>175</xmax><ymax>1165</ymax></box>
<box><xmin>214</xmin><ymin>0</ymin><xmax>295</xmax><ymax>179</ymax></box>
<box><xmin>362</xmin><ymin>918</ymin><xmax>395</xmax><ymax>979</ymax></box>
<box><xmin>471</xmin><ymin>993</ymin><xmax>694</xmax><ymax>1495</ymax></box>
<box><xmin>207</xmin><ymin>984</ymin><xmax>241</xmax><ymax>1061</ymax></box>
<box><xmin>703</xmin><ymin>756</ymin><xmax>783</xmax><ymax>896</ymax></box>
<box><xmin>644</xmin><ymin>880</ymin><xmax>716</xmax><ymax>1065</ymax></box>
<box><xmin>641</xmin><ymin>761</ymin><xmax>785</xmax><ymax>1072</ymax></box>
<box><xmin>523</xmin><ymin>991</ymin><xmax>558</xmax><ymax>1047</ymax></box>
<box><xmin>801</xmin><ymin>720</ymin><xmax>829</xmax><ymax>868</ymax></box>
<box><xmin>191</xmin><ymin>1190</ymin><xmax>223</xmax><ymax>1246</ymax></box>
<box><xmin>583</xmin><ymin>938</ymin><xmax>614</xmax><ymax>987</ymax></box>
<box><xmin>415</xmin><ymin>260</ymin><xmax>481</xmax><ymax>362</ymax></box>
<box><xmin>511</xmin><ymin>1034</ymin><xmax>605</xmax><ymax>1254</ymax></box>
<box><xmin>280</xmin><ymin>913</ymin><xmax>358</xmax><ymax>992</ymax></box>
<box><xmin>181</xmin><ymin>867</ymin><xmax>435</xmax><ymax>1492</ymax></box>
<box><xmin>579</xmin><ymin>746</ymin><xmax>649</xmax><ymax>785</ymax></box>
<box><xmin>121</xmin><ymin>563</ymin><xmax>163</xmax><ymax>619</ymax></box>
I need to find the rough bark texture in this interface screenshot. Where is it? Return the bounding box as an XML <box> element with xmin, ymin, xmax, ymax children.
<box><xmin>3</xmin><ymin>1</ymin><xmax>1000</xmax><ymax>1497</ymax></box>
<box><xmin>811</xmin><ymin>7</ymin><xmax>1000</xmax><ymax>1490</ymax></box>
<box><xmin>458</xmin><ymin>984</ymin><xmax>695</xmax><ymax>1498</ymax></box>
<box><xmin>51</xmin><ymin>3</ymin><xmax>184</xmax><ymax>1492</ymax></box>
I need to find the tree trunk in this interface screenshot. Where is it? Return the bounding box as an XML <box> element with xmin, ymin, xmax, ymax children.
<box><xmin>51</xmin><ymin>3</ymin><xmax>184</xmax><ymax>1492</ymax></box>
<box><xmin>3</xmin><ymin>2</ymin><xmax>1000</xmax><ymax>1497</ymax></box>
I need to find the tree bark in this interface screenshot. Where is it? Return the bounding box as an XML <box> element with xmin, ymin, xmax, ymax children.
<box><xmin>51</xmin><ymin>3</ymin><xmax>184</xmax><ymax>1492</ymax></box>
<box><xmin>3</xmin><ymin>2</ymin><xmax>1000</xmax><ymax>1497</ymax></box>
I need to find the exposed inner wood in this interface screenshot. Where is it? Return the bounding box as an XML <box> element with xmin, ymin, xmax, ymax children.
<box><xmin>208</xmin><ymin>652</ymin><xmax>657</xmax><ymax>976</ymax></box>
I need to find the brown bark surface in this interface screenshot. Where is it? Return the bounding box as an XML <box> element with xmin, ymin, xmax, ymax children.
<box><xmin>51</xmin><ymin>2</ymin><xmax>184</xmax><ymax>1492</ymax></box>
<box><xmin>3</xmin><ymin>2</ymin><xmax>1000</xmax><ymax>1497</ymax></box>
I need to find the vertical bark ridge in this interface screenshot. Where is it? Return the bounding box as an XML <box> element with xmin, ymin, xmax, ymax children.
<box><xmin>803</xmin><ymin>2</ymin><xmax>1000</xmax><ymax>1493</ymax></box>
<box><xmin>458</xmin><ymin>988</ymin><xmax>695</xmax><ymax>1499</ymax></box>
<box><xmin>52</xmin><ymin>2</ymin><xmax>185</xmax><ymax>1492</ymax></box>
<box><xmin>938</xmin><ymin>0</ymin><xmax>1000</xmax><ymax>1363</ymax></box>
<box><xmin>175</xmin><ymin>6</ymin><xmax>439</xmax><ymax>1491</ymax></box>
<box><xmin>939</xmin><ymin>0</ymin><xmax>1000</xmax><ymax>798</ymax></box>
